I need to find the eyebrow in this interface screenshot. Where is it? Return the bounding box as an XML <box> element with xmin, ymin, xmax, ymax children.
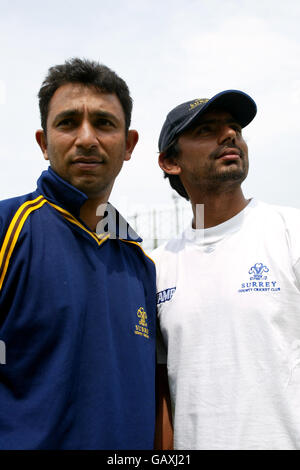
<box><xmin>53</xmin><ymin>109</ymin><xmax>120</xmax><ymax>124</ymax></box>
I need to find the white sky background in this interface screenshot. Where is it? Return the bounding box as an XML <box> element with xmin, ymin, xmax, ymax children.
<box><xmin>0</xmin><ymin>0</ymin><xmax>299</xmax><ymax>217</ymax></box>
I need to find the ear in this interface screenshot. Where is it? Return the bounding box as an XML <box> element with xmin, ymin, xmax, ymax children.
<box><xmin>124</xmin><ymin>130</ymin><xmax>139</xmax><ymax>161</ymax></box>
<box><xmin>158</xmin><ymin>152</ymin><xmax>182</xmax><ymax>175</ymax></box>
<box><xmin>35</xmin><ymin>130</ymin><xmax>49</xmax><ymax>161</ymax></box>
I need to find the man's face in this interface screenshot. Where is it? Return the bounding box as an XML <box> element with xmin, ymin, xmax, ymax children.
<box><xmin>36</xmin><ymin>83</ymin><xmax>137</xmax><ymax>200</ymax></box>
<box><xmin>169</xmin><ymin>109</ymin><xmax>249</xmax><ymax>194</ymax></box>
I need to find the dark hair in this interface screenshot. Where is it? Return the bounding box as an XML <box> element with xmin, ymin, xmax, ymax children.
<box><xmin>38</xmin><ymin>57</ymin><xmax>133</xmax><ymax>134</ymax></box>
<box><xmin>161</xmin><ymin>139</ymin><xmax>189</xmax><ymax>200</ymax></box>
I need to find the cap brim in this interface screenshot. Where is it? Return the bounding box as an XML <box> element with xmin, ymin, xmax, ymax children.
<box><xmin>177</xmin><ymin>89</ymin><xmax>257</xmax><ymax>135</ymax></box>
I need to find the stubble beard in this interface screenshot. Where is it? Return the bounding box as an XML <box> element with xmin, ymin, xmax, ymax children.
<box><xmin>202</xmin><ymin>146</ymin><xmax>248</xmax><ymax>191</ymax></box>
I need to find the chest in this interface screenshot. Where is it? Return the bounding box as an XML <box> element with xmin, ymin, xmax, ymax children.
<box><xmin>157</xmin><ymin>227</ymin><xmax>300</xmax><ymax>347</ymax></box>
<box><xmin>1</xmin><ymin>212</ymin><xmax>152</xmax><ymax>343</ymax></box>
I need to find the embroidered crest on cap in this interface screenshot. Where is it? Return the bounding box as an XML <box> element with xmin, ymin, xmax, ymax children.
<box><xmin>189</xmin><ymin>98</ymin><xmax>209</xmax><ymax>110</ymax></box>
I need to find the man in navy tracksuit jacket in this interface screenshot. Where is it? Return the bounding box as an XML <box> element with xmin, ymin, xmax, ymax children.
<box><xmin>0</xmin><ymin>58</ymin><xmax>156</xmax><ymax>449</ymax></box>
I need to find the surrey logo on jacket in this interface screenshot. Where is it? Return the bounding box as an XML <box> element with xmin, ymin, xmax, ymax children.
<box><xmin>238</xmin><ymin>263</ymin><xmax>280</xmax><ymax>293</ymax></box>
<box><xmin>134</xmin><ymin>307</ymin><xmax>149</xmax><ymax>339</ymax></box>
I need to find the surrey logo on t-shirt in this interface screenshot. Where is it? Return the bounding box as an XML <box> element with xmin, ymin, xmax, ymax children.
<box><xmin>238</xmin><ymin>262</ymin><xmax>280</xmax><ymax>293</ymax></box>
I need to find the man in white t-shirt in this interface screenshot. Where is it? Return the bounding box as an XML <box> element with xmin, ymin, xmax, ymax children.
<box><xmin>152</xmin><ymin>90</ymin><xmax>300</xmax><ymax>450</ymax></box>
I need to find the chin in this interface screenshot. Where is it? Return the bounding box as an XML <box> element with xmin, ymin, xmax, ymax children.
<box><xmin>218</xmin><ymin>166</ymin><xmax>247</xmax><ymax>181</ymax></box>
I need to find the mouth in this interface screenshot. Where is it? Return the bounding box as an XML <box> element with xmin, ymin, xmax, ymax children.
<box><xmin>216</xmin><ymin>148</ymin><xmax>241</xmax><ymax>163</ymax></box>
<box><xmin>71</xmin><ymin>157</ymin><xmax>104</xmax><ymax>169</ymax></box>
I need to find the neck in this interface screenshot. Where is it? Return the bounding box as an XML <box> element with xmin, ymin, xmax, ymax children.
<box><xmin>191</xmin><ymin>187</ymin><xmax>249</xmax><ymax>229</ymax></box>
<box><xmin>80</xmin><ymin>197</ymin><xmax>109</xmax><ymax>232</ymax></box>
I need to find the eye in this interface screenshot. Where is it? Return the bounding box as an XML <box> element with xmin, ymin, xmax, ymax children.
<box><xmin>57</xmin><ymin>118</ymin><xmax>74</xmax><ymax>128</ymax></box>
<box><xmin>195</xmin><ymin>124</ymin><xmax>214</xmax><ymax>135</ymax></box>
<box><xmin>231</xmin><ymin>124</ymin><xmax>242</xmax><ymax>134</ymax></box>
<box><xmin>96</xmin><ymin>118</ymin><xmax>114</xmax><ymax>128</ymax></box>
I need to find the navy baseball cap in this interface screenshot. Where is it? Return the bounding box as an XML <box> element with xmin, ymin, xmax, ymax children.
<box><xmin>158</xmin><ymin>90</ymin><xmax>257</xmax><ymax>151</ymax></box>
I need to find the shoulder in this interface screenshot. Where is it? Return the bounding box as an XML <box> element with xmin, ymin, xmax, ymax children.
<box><xmin>271</xmin><ymin>202</ymin><xmax>300</xmax><ymax>223</ymax></box>
<box><xmin>255</xmin><ymin>199</ymin><xmax>300</xmax><ymax>215</ymax></box>
<box><xmin>0</xmin><ymin>193</ymin><xmax>34</xmax><ymax>213</ymax></box>
<box><xmin>151</xmin><ymin>234</ymin><xmax>187</xmax><ymax>263</ymax></box>
<box><xmin>151</xmin><ymin>235</ymin><xmax>187</xmax><ymax>285</ymax></box>
<box><xmin>0</xmin><ymin>192</ymin><xmax>42</xmax><ymax>215</ymax></box>
<box><xmin>0</xmin><ymin>192</ymin><xmax>40</xmax><ymax>238</ymax></box>
<box><xmin>254</xmin><ymin>200</ymin><xmax>300</xmax><ymax>264</ymax></box>
<box><xmin>119</xmin><ymin>239</ymin><xmax>155</xmax><ymax>264</ymax></box>
<box><xmin>118</xmin><ymin>240</ymin><xmax>156</xmax><ymax>281</ymax></box>
<box><xmin>254</xmin><ymin>200</ymin><xmax>300</xmax><ymax>228</ymax></box>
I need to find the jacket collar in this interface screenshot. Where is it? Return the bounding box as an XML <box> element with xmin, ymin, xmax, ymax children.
<box><xmin>37</xmin><ymin>167</ymin><xmax>87</xmax><ymax>217</ymax></box>
<box><xmin>36</xmin><ymin>167</ymin><xmax>142</xmax><ymax>242</ymax></box>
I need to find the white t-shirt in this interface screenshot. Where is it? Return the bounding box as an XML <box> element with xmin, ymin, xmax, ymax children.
<box><xmin>152</xmin><ymin>199</ymin><xmax>300</xmax><ymax>450</ymax></box>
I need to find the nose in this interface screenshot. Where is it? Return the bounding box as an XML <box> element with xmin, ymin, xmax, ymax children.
<box><xmin>218</xmin><ymin>124</ymin><xmax>237</xmax><ymax>145</ymax></box>
<box><xmin>75</xmin><ymin>120</ymin><xmax>98</xmax><ymax>148</ymax></box>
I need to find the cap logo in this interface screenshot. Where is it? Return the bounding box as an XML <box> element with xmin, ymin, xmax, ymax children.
<box><xmin>189</xmin><ymin>98</ymin><xmax>209</xmax><ymax>110</ymax></box>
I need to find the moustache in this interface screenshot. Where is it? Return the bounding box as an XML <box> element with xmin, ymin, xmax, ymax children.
<box><xmin>74</xmin><ymin>147</ymin><xmax>103</xmax><ymax>158</ymax></box>
<box><xmin>210</xmin><ymin>145</ymin><xmax>244</xmax><ymax>160</ymax></box>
